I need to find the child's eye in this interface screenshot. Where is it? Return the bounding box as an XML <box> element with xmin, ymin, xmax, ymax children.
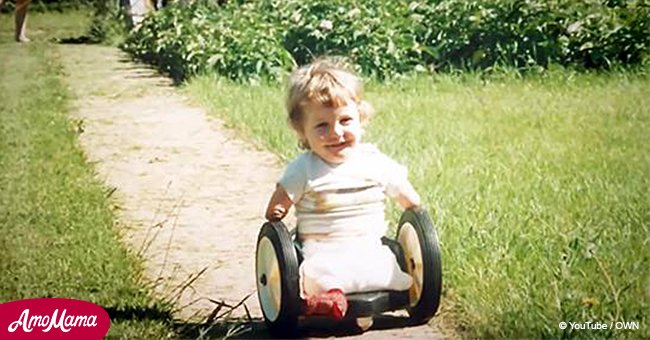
<box><xmin>340</xmin><ymin>117</ymin><xmax>353</xmax><ymax>125</ymax></box>
<box><xmin>315</xmin><ymin>122</ymin><xmax>328</xmax><ymax>130</ymax></box>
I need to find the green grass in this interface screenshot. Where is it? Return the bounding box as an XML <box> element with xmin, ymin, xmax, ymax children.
<box><xmin>185</xmin><ymin>69</ymin><xmax>650</xmax><ymax>338</ymax></box>
<box><xmin>0</xmin><ymin>11</ymin><xmax>175</xmax><ymax>339</ymax></box>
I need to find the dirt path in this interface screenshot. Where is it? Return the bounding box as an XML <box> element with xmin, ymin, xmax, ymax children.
<box><xmin>59</xmin><ymin>44</ymin><xmax>454</xmax><ymax>339</ymax></box>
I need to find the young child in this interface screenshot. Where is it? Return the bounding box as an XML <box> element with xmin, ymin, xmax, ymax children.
<box><xmin>265</xmin><ymin>57</ymin><xmax>421</xmax><ymax>320</ymax></box>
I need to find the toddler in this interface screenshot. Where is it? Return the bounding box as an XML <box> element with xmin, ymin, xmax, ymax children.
<box><xmin>265</xmin><ymin>58</ymin><xmax>421</xmax><ymax>319</ymax></box>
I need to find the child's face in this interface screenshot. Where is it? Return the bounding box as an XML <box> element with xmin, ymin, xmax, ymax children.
<box><xmin>300</xmin><ymin>101</ymin><xmax>363</xmax><ymax>164</ymax></box>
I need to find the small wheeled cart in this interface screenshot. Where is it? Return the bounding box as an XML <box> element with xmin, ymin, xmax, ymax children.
<box><xmin>255</xmin><ymin>207</ymin><xmax>442</xmax><ymax>336</ymax></box>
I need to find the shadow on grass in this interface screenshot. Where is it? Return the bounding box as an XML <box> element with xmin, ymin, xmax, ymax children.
<box><xmin>104</xmin><ymin>305</ymin><xmax>174</xmax><ymax>323</ymax></box>
<box><xmin>174</xmin><ymin>319</ymin><xmax>270</xmax><ymax>339</ymax></box>
<box><xmin>54</xmin><ymin>35</ymin><xmax>98</xmax><ymax>45</ymax></box>
<box><xmin>172</xmin><ymin>313</ymin><xmax>423</xmax><ymax>339</ymax></box>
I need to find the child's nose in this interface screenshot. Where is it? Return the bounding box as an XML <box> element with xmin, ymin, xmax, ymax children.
<box><xmin>331</xmin><ymin>123</ymin><xmax>344</xmax><ymax>138</ymax></box>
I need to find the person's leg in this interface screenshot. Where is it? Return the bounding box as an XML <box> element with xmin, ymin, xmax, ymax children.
<box><xmin>15</xmin><ymin>0</ymin><xmax>30</xmax><ymax>42</ymax></box>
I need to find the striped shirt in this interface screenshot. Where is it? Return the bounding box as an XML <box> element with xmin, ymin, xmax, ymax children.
<box><xmin>279</xmin><ymin>143</ymin><xmax>409</xmax><ymax>239</ymax></box>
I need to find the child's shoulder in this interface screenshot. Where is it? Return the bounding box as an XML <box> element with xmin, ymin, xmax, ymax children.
<box><xmin>285</xmin><ymin>150</ymin><xmax>321</xmax><ymax>171</ymax></box>
<box><xmin>289</xmin><ymin>150</ymin><xmax>318</xmax><ymax>163</ymax></box>
<box><xmin>355</xmin><ymin>143</ymin><xmax>404</xmax><ymax>170</ymax></box>
<box><xmin>358</xmin><ymin>143</ymin><xmax>380</xmax><ymax>153</ymax></box>
<box><xmin>356</xmin><ymin>143</ymin><xmax>392</xmax><ymax>161</ymax></box>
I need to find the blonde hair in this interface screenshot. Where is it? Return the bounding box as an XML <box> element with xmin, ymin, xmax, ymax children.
<box><xmin>286</xmin><ymin>57</ymin><xmax>374</xmax><ymax>148</ymax></box>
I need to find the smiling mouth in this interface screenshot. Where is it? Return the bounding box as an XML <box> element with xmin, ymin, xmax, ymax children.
<box><xmin>327</xmin><ymin>141</ymin><xmax>349</xmax><ymax>151</ymax></box>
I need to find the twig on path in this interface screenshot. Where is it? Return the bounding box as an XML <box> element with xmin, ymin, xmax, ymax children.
<box><xmin>208</xmin><ymin>298</ymin><xmax>235</xmax><ymax>309</ymax></box>
<box><xmin>243</xmin><ymin>302</ymin><xmax>252</xmax><ymax>323</ymax></box>
<box><xmin>105</xmin><ymin>186</ymin><xmax>117</xmax><ymax>198</ymax></box>
<box><xmin>213</xmin><ymin>293</ymin><xmax>253</xmax><ymax>321</ymax></box>
<box><xmin>204</xmin><ymin>300</ymin><xmax>226</xmax><ymax>325</ymax></box>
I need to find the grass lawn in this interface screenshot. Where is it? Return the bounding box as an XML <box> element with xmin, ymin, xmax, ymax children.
<box><xmin>185</xmin><ymin>68</ymin><xmax>649</xmax><ymax>338</ymax></box>
<box><xmin>0</xmin><ymin>10</ymin><xmax>175</xmax><ymax>339</ymax></box>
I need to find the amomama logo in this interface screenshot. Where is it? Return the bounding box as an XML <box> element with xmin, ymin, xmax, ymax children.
<box><xmin>0</xmin><ymin>298</ymin><xmax>110</xmax><ymax>339</ymax></box>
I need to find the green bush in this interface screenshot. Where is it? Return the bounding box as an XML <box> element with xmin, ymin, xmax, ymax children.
<box><xmin>86</xmin><ymin>0</ymin><xmax>128</xmax><ymax>44</ymax></box>
<box><xmin>411</xmin><ymin>0</ymin><xmax>650</xmax><ymax>70</ymax></box>
<box><xmin>281</xmin><ymin>0</ymin><xmax>424</xmax><ymax>79</ymax></box>
<box><xmin>123</xmin><ymin>1</ymin><xmax>294</xmax><ymax>83</ymax></box>
<box><xmin>122</xmin><ymin>0</ymin><xmax>650</xmax><ymax>82</ymax></box>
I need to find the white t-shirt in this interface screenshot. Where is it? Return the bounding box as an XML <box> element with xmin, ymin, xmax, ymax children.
<box><xmin>278</xmin><ymin>143</ymin><xmax>413</xmax><ymax>295</ymax></box>
<box><xmin>279</xmin><ymin>143</ymin><xmax>410</xmax><ymax>239</ymax></box>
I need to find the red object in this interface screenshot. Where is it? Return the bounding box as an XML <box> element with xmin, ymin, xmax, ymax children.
<box><xmin>303</xmin><ymin>289</ymin><xmax>348</xmax><ymax>320</ymax></box>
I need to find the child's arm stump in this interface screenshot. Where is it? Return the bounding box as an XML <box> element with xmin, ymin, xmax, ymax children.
<box><xmin>265</xmin><ymin>185</ymin><xmax>293</xmax><ymax>221</ymax></box>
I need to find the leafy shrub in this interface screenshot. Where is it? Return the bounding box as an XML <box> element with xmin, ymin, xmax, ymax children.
<box><xmin>122</xmin><ymin>0</ymin><xmax>650</xmax><ymax>82</ymax></box>
<box><xmin>86</xmin><ymin>0</ymin><xmax>128</xmax><ymax>45</ymax></box>
<box><xmin>122</xmin><ymin>1</ymin><xmax>294</xmax><ymax>83</ymax></box>
<box><xmin>280</xmin><ymin>0</ymin><xmax>424</xmax><ymax>79</ymax></box>
<box><xmin>411</xmin><ymin>0</ymin><xmax>650</xmax><ymax>71</ymax></box>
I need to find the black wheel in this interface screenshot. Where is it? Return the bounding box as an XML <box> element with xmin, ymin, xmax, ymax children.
<box><xmin>396</xmin><ymin>207</ymin><xmax>442</xmax><ymax>324</ymax></box>
<box><xmin>256</xmin><ymin>221</ymin><xmax>301</xmax><ymax>336</ymax></box>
